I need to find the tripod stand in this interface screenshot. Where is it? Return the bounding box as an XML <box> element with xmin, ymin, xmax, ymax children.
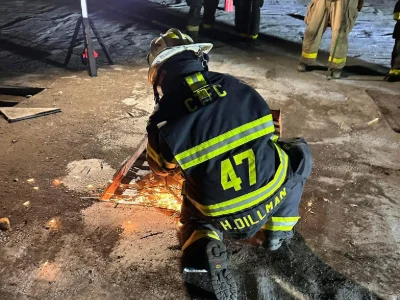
<box><xmin>64</xmin><ymin>0</ymin><xmax>113</xmax><ymax>77</ymax></box>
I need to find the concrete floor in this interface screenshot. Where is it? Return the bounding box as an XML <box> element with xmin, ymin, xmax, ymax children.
<box><xmin>0</xmin><ymin>0</ymin><xmax>399</xmax><ymax>299</ymax></box>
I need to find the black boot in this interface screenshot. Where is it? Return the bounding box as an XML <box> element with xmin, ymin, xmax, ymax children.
<box><xmin>206</xmin><ymin>240</ymin><xmax>237</xmax><ymax>300</ymax></box>
<box><xmin>263</xmin><ymin>230</ymin><xmax>294</xmax><ymax>251</ymax></box>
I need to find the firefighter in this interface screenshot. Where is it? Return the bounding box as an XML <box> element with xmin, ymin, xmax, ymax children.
<box><xmin>298</xmin><ymin>0</ymin><xmax>364</xmax><ymax>79</ymax></box>
<box><xmin>146</xmin><ymin>28</ymin><xmax>312</xmax><ymax>300</ymax></box>
<box><xmin>185</xmin><ymin>0</ymin><xmax>219</xmax><ymax>38</ymax></box>
<box><xmin>234</xmin><ymin>0</ymin><xmax>264</xmax><ymax>40</ymax></box>
<box><xmin>384</xmin><ymin>0</ymin><xmax>400</xmax><ymax>82</ymax></box>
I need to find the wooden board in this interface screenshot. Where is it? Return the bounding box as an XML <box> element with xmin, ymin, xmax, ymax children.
<box><xmin>0</xmin><ymin>107</ymin><xmax>61</xmax><ymax>123</ymax></box>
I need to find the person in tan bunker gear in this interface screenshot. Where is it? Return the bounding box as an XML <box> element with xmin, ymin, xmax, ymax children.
<box><xmin>298</xmin><ymin>0</ymin><xmax>364</xmax><ymax>79</ymax></box>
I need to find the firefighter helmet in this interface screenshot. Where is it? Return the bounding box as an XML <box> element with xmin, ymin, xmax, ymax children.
<box><xmin>147</xmin><ymin>28</ymin><xmax>213</xmax><ymax>85</ymax></box>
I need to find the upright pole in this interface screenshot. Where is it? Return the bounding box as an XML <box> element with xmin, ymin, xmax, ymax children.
<box><xmin>81</xmin><ymin>0</ymin><xmax>97</xmax><ymax>77</ymax></box>
<box><xmin>64</xmin><ymin>16</ymin><xmax>82</xmax><ymax>66</ymax></box>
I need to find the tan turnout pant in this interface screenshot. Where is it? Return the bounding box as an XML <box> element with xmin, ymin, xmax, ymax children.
<box><xmin>301</xmin><ymin>0</ymin><xmax>358</xmax><ymax>69</ymax></box>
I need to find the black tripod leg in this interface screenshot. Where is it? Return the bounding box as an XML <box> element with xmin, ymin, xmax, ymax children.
<box><xmin>82</xmin><ymin>16</ymin><xmax>97</xmax><ymax>77</ymax></box>
<box><xmin>64</xmin><ymin>17</ymin><xmax>82</xmax><ymax>66</ymax></box>
<box><xmin>89</xmin><ymin>18</ymin><xmax>114</xmax><ymax>65</ymax></box>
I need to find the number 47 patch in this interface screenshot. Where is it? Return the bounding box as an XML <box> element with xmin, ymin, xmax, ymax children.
<box><xmin>221</xmin><ymin>149</ymin><xmax>256</xmax><ymax>191</ymax></box>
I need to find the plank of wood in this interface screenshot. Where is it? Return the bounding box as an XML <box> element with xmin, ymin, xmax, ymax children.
<box><xmin>0</xmin><ymin>107</ymin><xmax>61</xmax><ymax>123</ymax></box>
<box><xmin>100</xmin><ymin>135</ymin><xmax>148</xmax><ymax>201</ymax></box>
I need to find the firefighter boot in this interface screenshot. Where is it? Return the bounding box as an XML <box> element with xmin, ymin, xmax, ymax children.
<box><xmin>384</xmin><ymin>70</ymin><xmax>400</xmax><ymax>82</ymax></box>
<box><xmin>328</xmin><ymin>68</ymin><xmax>343</xmax><ymax>79</ymax></box>
<box><xmin>186</xmin><ymin>25</ymin><xmax>199</xmax><ymax>40</ymax></box>
<box><xmin>206</xmin><ymin>240</ymin><xmax>237</xmax><ymax>300</ymax></box>
<box><xmin>297</xmin><ymin>62</ymin><xmax>310</xmax><ymax>72</ymax></box>
<box><xmin>263</xmin><ymin>230</ymin><xmax>294</xmax><ymax>251</ymax></box>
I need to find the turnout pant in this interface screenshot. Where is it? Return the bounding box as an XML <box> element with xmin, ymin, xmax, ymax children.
<box><xmin>186</xmin><ymin>0</ymin><xmax>219</xmax><ymax>30</ymax></box>
<box><xmin>180</xmin><ymin>138</ymin><xmax>312</xmax><ymax>270</ymax></box>
<box><xmin>234</xmin><ymin>0</ymin><xmax>264</xmax><ymax>38</ymax></box>
<box><xmin>301</xmin><ymin>0</ymin><xmax>359</xmax><ymax>69</ymax></box>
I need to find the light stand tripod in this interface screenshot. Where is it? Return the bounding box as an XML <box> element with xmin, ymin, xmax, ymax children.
<box><xmin>64</xmin><ymin>0</ymin><xmax>113</xmax><ymax>77</ymax></box>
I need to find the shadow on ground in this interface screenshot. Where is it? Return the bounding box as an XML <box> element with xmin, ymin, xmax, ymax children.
<box><xmin>183</xmin><ymin>232</ymin><xmax>382</xmax><ymax>299</ymax></box>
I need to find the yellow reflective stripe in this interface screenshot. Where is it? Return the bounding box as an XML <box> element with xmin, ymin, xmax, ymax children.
<box><xmin>389</xmin><ymin>69</ymin><xmax>400</xmax><ymax>75</ymax></box>
<box><xmin>238</xmin><ymin>33</ymin><xmax>258</xmax><ymax>39</ymax></box>
<box><xmin>147</xmin><ymin>144</ymin><xmax>162</xmax><ymax>166</ymax></box>
<box><xmin>302</xmin><ymin>51</ymin><xmax>317</xmax><ymax>59</ymax></box>
<box><xmin>176</xmin><ymin>114</ymin><xmax>273</xmax><ymax>165</ymax></box>
<box><xmin>182</xmin><ymin>230</ymin><xmax>220</xmax><ymax>251</ymax></box>
<box><xmin>394</xmin><ymin>12</ymin><xmax>400</xmax><ymax>20</ymax></box>
<box><xmin>271</xmin><ymin>135</ymin><xmax>279</xmax><ymax>142</ymax></box>
<box><xmin>147</xmin><ymin>144</ymin><xmax>177</xmax><ymax>169</ymax></box>
<box><xmin>262</xmin><ymin>216</ymin><xmax>299</xmax><ymax>230</ymax></box>
<box><xmin>186</xmin><ymin>143</ymin><xmax>288</xmax><ymax>217</ymax></box>
<box><xmin>262</xmin><ymin>225</ymin><xmax>294</xmax><ymax>231</ymax></box>
<box><xmin>180</xmin><ymin>125</ymin><xmax>274</xmax><ymax>170</ymax></box>
<box><xmin>185</xmin><ymin>72</ymin><xmax>207</xmax><ymax>92</ymax></box>
<box><xmin>270</xmin><ymin>217</ymin><xmax>300</xmax><ymax>223</ymax></box>
<box><xmin>186</xmin><ymin>25</ymin><xmax>199</xmax><ymax>32</ymax></box>
<box><xmin>328</xmin><ymin>56</ymin><xmax>346</xmax><ymax>64</ymax></box>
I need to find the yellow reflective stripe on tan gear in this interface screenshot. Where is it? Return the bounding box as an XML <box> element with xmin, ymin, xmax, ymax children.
<box><xmin>389</xmin><ymin>69</ymin><xmax>400</xmax><ymax>75</ymax></box>
<box><xmin>394</xmin><ymin>12</ymin><xmax>400</xmax><ymax>20</ymax></box>
<box><xmin>262</xmin><ymin>216</ymin><xmax>300</xmax><ymax>231</ymax></box>
<box><xmin>328</xmin><ymin>56</ymin><xmax>347</xmax><ymax>64</ymax></box>
<box><xmin>186</xmin><ymin>143</ymin><xmax>288</xmax><ymax>217</ymax></box>
<box><xmin>301</xmin><ymin>51</ymin><xmax>318</xmax><ymax>59</ymax></box>
<box><xmin>176</xmin><ymin>115</ymin><xmax>275</xmax><ymax>170</ymax></box>
<box><xmin>182</xmin><ymin>230</ymin><xmax>220</xmax><ymax>251</ymax></box>
<box><xmin>185</xmin><ymin>72</ymin><xmax>208</xmax><ymax>92</ymax></box>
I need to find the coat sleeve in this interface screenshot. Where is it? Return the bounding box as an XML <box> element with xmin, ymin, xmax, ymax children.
<box><xmin>146</xmin><ymin>107</ymin><xmax>178</xmax><ymax>177</ymax></box>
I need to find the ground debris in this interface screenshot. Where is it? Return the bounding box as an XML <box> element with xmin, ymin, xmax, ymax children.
<box><xmin>367</xmin><ymin>117</ymin><xmax>379</xmax><ymax>125</ymax></box>
<box><xmin>0</xmin><ymin>217</ymin><xmax>11</xmax><ymax>231</ymax></box>
<box><xmin>139</xmin><ymin>231</ymin><xmax>163</xmax><ymax>239</ymax></box>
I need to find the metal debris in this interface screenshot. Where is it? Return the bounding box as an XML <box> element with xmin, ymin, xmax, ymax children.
<box><xmin>367</xmin><ymin>118</ymin><xmax>379</xmax><ymax>125</ymax></box>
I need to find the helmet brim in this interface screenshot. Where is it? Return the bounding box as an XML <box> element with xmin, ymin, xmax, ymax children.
<box><xmin>148</xmin><ymin>43</ymin><xmax>213</xmax><ymax>85</ymax></box>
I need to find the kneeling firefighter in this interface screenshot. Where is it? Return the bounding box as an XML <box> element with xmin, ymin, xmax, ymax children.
<box><xmin>146</xmin><ymin>28</ymin><xmax>312</xmax><ymax>300</ymax></box>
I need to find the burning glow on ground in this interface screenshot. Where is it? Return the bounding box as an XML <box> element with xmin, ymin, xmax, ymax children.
<box><xmin>116</xmin><ymin>173</ymin><xmax>183</xmax><ymax>212</ymax></box>
<box><xmin>52</xmin><ymin>179</ymin><xmax>63</xmax><ymax>186</ymax></box>
<box><xmin>121</xmin><ymin>220</ymin><xmax>137</xmax><ymax>235</ymax></box>
<box><xmin>45</xmin><ymin>218</ymin><xmax>59</xmax><ymax>230</ymax></box>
